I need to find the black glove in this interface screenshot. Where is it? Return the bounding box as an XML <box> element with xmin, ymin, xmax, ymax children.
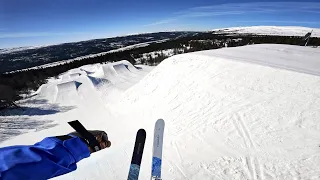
<box><xmin>57</xmin><ymin>130</ymin><xmax>111</xmax><ymax>153</ymax></box>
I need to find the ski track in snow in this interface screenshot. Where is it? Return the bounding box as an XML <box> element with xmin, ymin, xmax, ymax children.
<box><xmin>232</xmin><ymin>111</ymin><xmax>265</xmax><ymax>180</ymax></box>
<box><xmin>1</xmin><ymin>44</ymin><xmax>320</xmax><ymax>180</ymax></box>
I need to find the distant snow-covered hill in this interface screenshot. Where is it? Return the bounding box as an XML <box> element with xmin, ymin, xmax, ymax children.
<box><xmin>212</xmin><ymin>26</ymin><xmax>320</xmax><ymax>37</ymax></box>
<box><xmin>0</xmin><ymin>46</ymin><xmax>38</xmax><ymax>54</ymax></box>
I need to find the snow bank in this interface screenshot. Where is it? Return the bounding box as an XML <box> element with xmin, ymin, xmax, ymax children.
<box><xmin>101</xmin><ymin>44</ymin><xmax>320</xmax><ymax>180</ymax></box>
<box><xmin>194</xmin><ymin>44</ymin><xmax>320</xmax><ymax>76</ymax></box>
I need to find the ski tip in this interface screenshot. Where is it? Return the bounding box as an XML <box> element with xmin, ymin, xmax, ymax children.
<box><xmin>68</xmin><ymin>120</ymin><xmax>79</xmax><ymax>125</ymax></box>
<box><xmin>156</xmin><ymin>119</ymin><xmax>165</xmax><ymax>126</ymax></box>
<box><xmin>137</xmin><ymin>129</ymin><xmax>146</xmax><ymax>135</ymax></box>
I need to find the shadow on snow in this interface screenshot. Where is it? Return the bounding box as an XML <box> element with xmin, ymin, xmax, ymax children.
<box><xmin>0</xmin><ymin>117</ymin><xmax>59</xmax><ymax>143</ymax></box>
<box><xmin>0</xmin><ymin>99</ymin><xmax>75</xmax><ymax>116</ymax></box>
<box><xmin>0</xmin><ymin>98</ymin><xmax>75</xmax><ymax>142</ymax></box>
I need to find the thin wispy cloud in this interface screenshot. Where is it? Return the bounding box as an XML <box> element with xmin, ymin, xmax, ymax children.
<box><xmin>0</xmin><ymin>32</ymin><xmax>86</xmax><ymax>38</ymax></box>
<box><xmin>186</xmin><ymin>2</ymin><xmax>320</xmax><ymax>12</ymax></box>
<box><xmin>238</xmin><ymin>20</ymin><xmax>320</xmax><ymax>25</ymax></box>
<box><xmin>181</xmin><ymin>11</ymin><xmax>247</xmax><ymax>18</ymax></box>
<box><xmin>146</xmin><ymin>2</ymin><xmax>320</xmax><ymax>26</ymax></box>
<box><xmin>144</xmin><ymin>19</ymin><xmax>176</xmax><ymax>27</ymax></box>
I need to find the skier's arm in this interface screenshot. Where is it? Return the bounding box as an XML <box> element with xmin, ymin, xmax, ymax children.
<box><xmin>0</xmin><ymin>136</ymin><xmax>90</xmax><ymax>180</ymax></box>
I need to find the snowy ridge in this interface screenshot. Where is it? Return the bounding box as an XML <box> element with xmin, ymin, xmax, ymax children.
<box><xmin>1</xmin><ymin>44</ymin><xmax>319</xmax><ymax>180</ymax></box>
<box><xmin>106</xmin><ymin>39</ymin><xmax>169</xmax><ymax>53</ymax></box>
<box><xmin>0</xmin><ymin>46</ymin><xmax>38</xmax><ymax>54</ymax></box>
<box><xmin>0</xmin><ymin>45</ymin><xmax>56</xmax><ymax>55</ymax></box>
<box><xmin>213</xmin><ymin>26</ymin><xmax>320</xmax><ymax>37</ymax></box>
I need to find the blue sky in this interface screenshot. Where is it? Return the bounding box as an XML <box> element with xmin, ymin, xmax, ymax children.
<box><xmin>1</xmin><ymin>0</ymin><xmax>320</xmax><ymax>48</ymax></box>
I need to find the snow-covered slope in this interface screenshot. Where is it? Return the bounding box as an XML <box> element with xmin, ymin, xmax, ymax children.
<box><xmin>1</xmin><ymin>44</ymin><xmax>320</xmax><ymax>180</ymax></box>
<box><xmin>213</xmin><ymin>26</ymin><xmax>320</xmax><ymax>37</ymax></box>
<box><xmin>195</xmin><ymin>44</ymin><xmax>320</xmax><ymax>76</ymax></box>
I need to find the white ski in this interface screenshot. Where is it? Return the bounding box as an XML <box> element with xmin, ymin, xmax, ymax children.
<box><xmin>151</xmin><ymin>119</ymin><xmax>165</xmax><ymax>180</ymax></box>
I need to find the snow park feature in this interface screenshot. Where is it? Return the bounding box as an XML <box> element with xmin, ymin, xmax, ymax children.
<box><xmin>0</xmin><ymin>43</ymin><xmax>320</xmax><ymax>180</ymax></box>
<box><xmin>55</xmin><ymin>81</ymin><xmax>82</xmax><ymax>105</ymax></box>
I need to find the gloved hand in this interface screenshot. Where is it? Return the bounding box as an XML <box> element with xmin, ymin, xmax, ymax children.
<box><xmin>69</xmin><ymin>130</ymin><xmax>111</xmax><ymax>153</ymax></box>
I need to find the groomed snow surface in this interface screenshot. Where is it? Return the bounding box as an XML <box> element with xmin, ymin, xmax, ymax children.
<box><xmin>1</xmin><ymin>44</ymin><xmax>320</xmax><ymax>180</ymax></box>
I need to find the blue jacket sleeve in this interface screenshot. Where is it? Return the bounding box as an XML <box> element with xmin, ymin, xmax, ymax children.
<box><xmin>0</xmin><ymin>136</ymin><xmax>91</xmax><ymax>180</ymax></box>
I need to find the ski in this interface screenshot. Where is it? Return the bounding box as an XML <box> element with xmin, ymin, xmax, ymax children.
<box><xmin>128</xmin><ymin>129</ymin><xmax>146</xmax><ymax>180</ymax></box>
<box><xmin>151</xmin><ymin>119</ymin><xmax>165</xmax><ymax>180</ymax></box>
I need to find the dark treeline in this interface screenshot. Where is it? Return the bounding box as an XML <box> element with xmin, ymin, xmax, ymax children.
<box><xmin>1</xmin><ymin>33</ymin><xmax>319</xmax><ymax>108</ymax></box>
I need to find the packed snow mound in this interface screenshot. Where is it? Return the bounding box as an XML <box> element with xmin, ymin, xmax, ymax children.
<box><xmin>36</xmin><ymin>60</ymin><xmax>153</xmax><ymax>105</ymax></box>
<box><xmin>79</xmin><ymin>68</ymin><xmax>94</xmax><ymax>75</ymax></box>
<box><xmin>89</xmin><ymin>60</ymin><xmax>151</xmax><ymax>90</ymax></box>
<box><xmin>213</xmin><ymin>26</ymin><xmax>320</xmax><ymax>37</ymax></box>
<box><xmin>55</xmin><ymin>81</ymin><xmax>82</xmax><ymax>105</ymax></box>
<box><xmin>193</xmin><ymin>44</ymin><xmax>320</xmax><ymax>76</ymax></box>
<box><xmin>86</xmin><ymin>76</ymin><xmax>110</xmax><ymax>86</ymax></box>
